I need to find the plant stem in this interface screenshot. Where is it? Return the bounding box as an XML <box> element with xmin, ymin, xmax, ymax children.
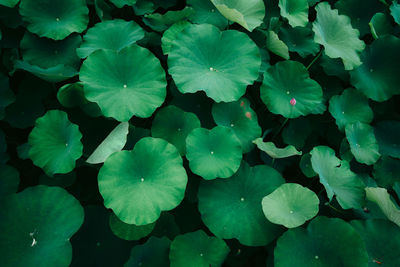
<box><xmin>306</xmin><ymin>49</ymin><xmax>323</xmax><ymax>70</ymax></box>
<box><xmin>272</xmin><ymin>117</ymin><xmax>289</xmax><ymax>140</ymax></box>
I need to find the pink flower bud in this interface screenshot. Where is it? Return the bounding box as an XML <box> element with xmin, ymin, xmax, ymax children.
<box><xmin>290</xmin><ymin>98</ymin><xmax>296</xmax><ymax>106</ymax></box>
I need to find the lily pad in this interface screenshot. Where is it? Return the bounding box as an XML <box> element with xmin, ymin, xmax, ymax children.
<box><xmin>98</xmin><ymin>137</ymin><xmax>187</xmax><ymax>225</ymax></box>
<box><xmin>14</xmin><ymin>60</ymin><xmax>78</xmax><ymax>83</ymax></box>
<box><xmin>266</xmin><ymin>30</ymin><xmax>290</xmax><ymax>59</ymax></box>
<box><xmin>169</xmin><ymin>230</ymin><xmax>230</xmax><ymax>267</ymax></box>
<box><xmin>28</xmin><ymin>110</ymin><xmax>83</xmax><ymax>176</ymax></box>
<box><xmin>329</xmin><ymin>89</ymin><xmax>373</xmax><ymax>131</ymax></box>
<box><xmin>212</xmin><ymin>98</ymin><xmax>261</xmax><ymax>153</ymax></box>
<box><xmin>253</xmin><ymin>138</ymin><xmax>302</xmax><ymax>159</ymax></box>
<box><xmin>345</xmin><ymin>122</ymin><xmax>380</xmax><ymax>165</ymax></box>
<box><xmin>262</xmin><ymin>183</ymin><xmax>319</xmax><ymax>228</ymax></box>
<box><xmin>0</xmin><ymin>165</ymin><xmax>19</xmax><ymax>197</ymax></box>
<box><xmin>186</xmin><ymin>126</ymin><xmax>242</xmax><ymax>180</ymax></box>
<box><xmin>143</xmin><ymin>7</ymin><xmax>194</xmax><ymax>32</ymax></box>
<box><xmin>279</xmin><ymin>26</ymin><xmax>319</xmax><ymax>57</ymax></box>
<box><xmin>109</xmin><ymin>0</ymin><xmax>136</xmax><ymax>8</ymax></box>
<box><xmin>374</xmin><ymin>120</ymin><xmax>400</xmax><ymax>159</ymax></box>
<box><xmin>209</xmin><ymin>0</ymin><xmax>265</xmax><ymax>31</ymax></box>
<box><xmin>161</xmin><ymin>21</ymin><xmax>190</xmax><ymax>55</ymax></box>
<box><xmin>260</xmin><ymin>60</ymin><xmax>324</xmax><ymax>119</ymax></box>
<box><xmin>313</xmin><ymin>2</ymin><xmax>365</xmax><ymax>70</ymax></box>
<box><xmin>0</xmin><ymin>185</ymin><xmax>84</xmax><ymax>266</ymax></box>
<box><xmin>87</xmin><ymin>122</ymin><xmax>129</xmax><ymax>164</ymax></box>
<box><xmin>187</xmin><ymin>0</ymin><xmax>228</xmax><ymax>29</ymax></box>
<box><xmin>198</xmin><ymin>162</ymin><xmax>285</xmax><ymax>246</ymax></box>
<box><xmin>390</xmin><ymin>0</ymin><xmax>400</xmax><ymax>24</ymax></box>
<box><xmin>310</xmin><ymin>146</ymin><xmax>365</xmax><ymax>209</ymax></box>
<box><xmin>0</xmin><ymin>0</ymin><xmax>19</xmax><ymax>8</ymax></box>
<box><xmin>365</xmin><ymin>187</ymin><xmax>400</xmax><ymax>227</ymax></box>
<box><xmin>80</xmin><ymin>45</ymin><xmax>167</xmax><ymax>121</ymax></box>
<box><xmin>168</xmin><ymin>23</ymin><xmax>261</xmax><ymax>102</ymax></box>
<box><xmin>299</xmin><ymin>153</ymin><xmax>316</xmax><ymax>178</ymax></box>
<box><xmin>151</xmin><ymin>105</ymin><xmax>201</xmax><ymax>155</ymax></box>
<box><xmin>350</xmin><ymin>35</ymin><xmax>400</xmax><ymax>101</ymax></box>
<box><xmin>109</xmin><ymin>213</ymin><xmax>155</xmax><ymax>241</ymax></box>
<box><xmin>125</xmin><ymin>236</ymin><xmax>171</xmax><ymax>267</ymax></box>
<box><xmin>274</xmin><ymin>216</ymin><xmax>368</xmax><ymax>267</ymax></box>
<box><xmin>279</xmin><ymin>0</ymin><xmax>308</xmax><ymax>27</ymax></box>
<box><xmin>19</xmin><ymin>0</ymin><xmax>89</xmax><ymax>40</ymax></box>
<box><xmin>77</xmin><ymin>19</ymin><xmax>145</xmax><ymax>58</ymax></box>
<box><xmin>369</xmin><ymin>13</ymin><xmax>392</xmax><ymax>39</ymax></box>
<box><xmin>373</xmin><ymin>156</ymin><xmax>400</xmax><ymax>188</ymax></box>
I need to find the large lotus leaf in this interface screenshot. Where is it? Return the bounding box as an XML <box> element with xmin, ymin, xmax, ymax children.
<box><xmin>77</xmin><ymin>19</ymin><xmax>145</xmax><ymax>58</ymax></box>
<box><xmin>169</xmin><ymin>230</ymin><xmax>230</xmax><ymax>267</ymax></box>
<box><xmin>161</xmin><ymin>21</ymin><xmax>190</xmax><ymax>55</ymax></box>
<box><xmin>80</xmin><ymin>45</ymin><xmax>166</xmax><ymax>121</ymax></box>
<box><xmin>143</xmin><ymin>7</ymin><xmax>194</xmax><ymax>32</ymax></box>
<box><xmin>345</xmin><ymin>122</ymin><xmax>380</xmax><ymax>165</ymax></box>
<box><xmin>0</xmin><ymin>185</ymin><xmax>84</xmax><ymax>266</ymax></box>
<box><xmin>168</xmin><ymin>23</ymin><xmax>260</xmax><ymax>102</ymax></box>
<box><xmin>19</xmin><ymin>0</ymin><xmax>89</xmax><ymax>40</ymax></box>
<box><xmin>0</xmin><ymin>72</ymin><xmax>15</xmax><ymax>116</ymax></box>
<box><xmin>0</xmin><ymin>165</ymin><xmax>19</xmax><ymax>197</ymax></box>
<box><xmin>151</xmin><ymin>106</ymin><xmax>200</xmax><ymax>155</ymax></box>
<box><xmin>350</xmin><ymin>35</ymin><xmax>400</xmax><ymax>101</ymax></box>
<box><xmin>14</xmin><ymin>61</ymin><xmax>78</xmax><ymax>83</ymax></box>
<box><xmin>374</xmin><ymin>121</ymin><xmax>400</xmax><ymax>159</ymax></box>
<box><xmin>279</xmin><ymin>0</ymin><xmax>308</xmax><ymax>27</ymax></box>
<box><xmin>260</xmin><ymin>60</ymin><xmax>324</xmax><ymax>119</ymax></box>
<box><xmin>329</xmin><ymin>89</ymin><xmax>373</xmax><ymax>131</ymax></box>
<box><xmin>98</xmin><ymin>137</ymin><xmax>187</xmax><ymax>225</ymax></box>
<box><xmin>279</xmin><ymin>26</ymin><xmax>319</xmax><ymax>57</ymax></box>
<box><xmin>335</xmin><ymin>0</ymin><xmax>384</xmax><ymax>36</ymax></box>
<box><xmin>198</xmin><ymin>162</ymin><xmax>285</xmax><ymax>246</ymax></box>
<box><xmin>0</xmin><ymin>0</ymin><xmax>19</xmax><ymax>8</ymax></box>
<box><xmin>28</xmin><ymin>110</ymin><xmax>83</xmax><ymax>176</ymax></box>
<box><xmin>274</xmin><ymin>216</ymin><xmax>368</xmax><ymax>267</ymax></box>
<box><xmin>266</xmin><ymin>30</ymin><xmax>290</xmax><ymax>59</ymax></box>
<box><xmin>365</xmin><ymin>187</ymin><xmax>400</xmax><ymax>227</ymax></box>
<box><xmin>262</xmin><ymin>183</ymin><xmax>319</xmax><ymax>228</ymax></box>
<box><xmin>310</xmin><ymin>146</ymin><xmax>365</xmax><ymax>209</ymax></box>
<box><xmin>253</xmin><ymin>139</ymin><xmax>302</xmax><ymax>159</ymax></box>
<box><xmin>390</xmin><ymin>0</ymin><xmax>400</xmax><ymax>24</ymax></box>
<box><xmin>210</xmin><ymin>0</ymin><xmax>265</xmax><ymax>31</ymax></box>
<box><xmin>20</xmin><ymin>32</ymin><xmax>81</xmax><ymax>68</ymax></box>
<box><xmin>186</xmin><ymin>126</ymin><xmax>242</xmax><ymax>180</ymax></box>
<box><xmin>187</xmin><ymin>0</ymin><xmax>228</xmax><ymax>29</ymax></box>
<box><xmin>212</xmin><ymin>98</ymin><xmax>261</xmax><ymax>153</ymax></box>
<box><xmin>369</xmin><ymin>13</ymin><xmax>392</xmax><ymax>39</ymax></box>
<box><xmin>313</xmin><ymin>2</ymin><xmax>365</xmax><ymax>70</ymax></box>
<box><xmin>109</xmin><ymin>0</ymin><xmax>136</xmax><ymax>8</ymax></box>
<box><xmin>373</xmin><ymin>156</ymin><xmax>400</xmax><ymax>188</ymax></box>
<box><xmin>87</xmin><ymin>122</ymin><xmax>129</xmax><ymax>164</ymax></box>
<box><xmin>109</xmin><ymin>213</ymin><xmax>155</xmax><ymax>241</ymax></box>
<box><xmin>351</xmin><ymin>219</ymin><xmax>400</xmax><ymax>266</ymax></box>
<box><xmin>125</xmin><ymin>236</ymin><xmax>171</xmax><ymax>267</ymax></box>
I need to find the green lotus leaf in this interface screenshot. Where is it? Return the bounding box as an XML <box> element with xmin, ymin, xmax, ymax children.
<box><xmin>369</xmin><ymin>13</ymin><xmax>392</xmax><ymax>39</ymax></box>
<box><xmin>282</xmin><ymin>117</ymin><xmax>312</xmax><ymax>149</ymax></box>
<box><xmin>310</xmin><ymin>146</ymin><xmax>365</xmax><ymax>209</ymax></box>
<box><xmin>187</xmin><ymin>0</ymin><xmax>228</xmax><ymax>29</ymax></box>
<box><xmin>313</xmin><ymin>2</ymin><xmax>365</xmax><ymax>70</ymax></box>
<box><xmin>0</xmin><ymin>0</ymin><xmax>19</xmax><ymax>8</ymax></box>
<box><xmin>279</xmin><ymin>0</ymin><xmax>308</xmax><ymax>27</ymax></box>
<box><xmin>329</xmin><ymin>88</ymin><xmax>373</xmax><ymax>131</ymax></box>
<box><xmin>198</xmin><ymin>162</ymin><xmax>285</xmax><ymax>246</ymax></box>
<box><xmin>80</xmin><ymin>45</ymin><xmax>167</xmax><ymax>121</ymax></box>
<box><xmin>186</xmin><ymin>126</ymin><xmax>242</xmax><ymax>180</ymax></box>
<box><xmin>87</xmin><ymin>122</ymin><xmax>129</xmax><ymax>164</ymax></box>
<box><xmin>320</xmin><ymin>54</ymin><xmax>348</xmax><ymax>80</ymax></box>
<box><xmin>28</xmin><ymin>110</ymin><xmax>83</xmax><ymax>176</ymax></box>
<box><xmin>57</xmin><ymin>82</ymin><xmax>87</xmax><ymax>108</ymax></box>
<box><xmin>300</xmin><ymin>153</ymin><xmax>317</xmax><ymax>178</ymax></box>
<box><xmin>151</xmin><ymin>105</ymin><xmax>201</xmax><ymax>155</ymax></box>
<box><xmin>335</xmin><ymin>0</ymin><xmax>384</xmax><ymax>36</ymax></box>
<box><xmin>133</xmin><ymin>0</ymin><xmax>156</xmax><ymax>15</ymax></box>
<box><xmin>390</xmin><ymin>0</ymin><xmax>400</xmax><ymax>24</ymax></box>
<box><xmin>373</xmin><ymin>156</ymin><xmax>400</xmax><ymax>188</ymax></box>
<box><xmin>14</xmin><ymin>60</ymin><xmax>78</xmax><ymax>83</ymax></box>
<box><xmin>350</xmin><ymin>35</ymin><xmax>400</xmax><ymax>101</ymax></box>
<box><xmin>212</xmin><ymin>98</ymin><xmax>261</xmax><ymax>153</ymax></box>
<box><xmin>93</xmin><ymin>0</ymin><xmax>113</xmax><ymax>21</ymax></box>
<box><xmin>168</xmin><ymin>23</ymin><xmax>260</xmax><ymax>102</ymax></box>
<box><xmin>274</xmin><ymin>216</ymin><xmax>368</xmax><ymax>267</ymax></box>
<box><xmin>365</xmin><ymin>187</ymin><xmax>400</xmax><ymax>227</ymax></box>
<box><xmin>345</xmin><ymin>122</ymin><xmax>380</xmax><ymax>165</ymax></box>
<box><xmin>143</xmin><ymin>7</ymin><xmax>194</xmax><ymax>32</ymax></box>
<box><xmin>77</xmin><ymin>19</ymin><xmax>145</xmax><ymax>58</ymax></box>
<box><xmin>109</xmin><ymin>212</ymin><xmax>155</xmax><ymax>241</ymax></box>
<box><xmin>109</xmin><ymin>0</ymin><xmax>136</xmax><ymax>8</ymax></box>
<box><xmin>262</xmin><ymin>183</ymin><xmax>319</xmax><ymax>228</ymax></box>
<box><xmin>210</xmin><ymin>0</ymin><xmax>265</xmax><ymax>31</ymax></box>
<box><xmin>0</xmin><ymin>165</ymin><xmax>19</xmax><ymax>197</ymax></box>
<box><xmin>20</xmin><ymin>32</ymin><xmax>81</xmax><ymax>68</ymax></box>
<box><xmin>266</xmin><ymin>30</ymin><xmax>290</xmax><ymax>59</ymax></box>
<box><xmin>0</xmin><ymin>185</ymin><xmax>84</xmax><ymax>266</ymax></box>
<box><xmin>253</xmin><ymin>138</ymin><xmax>302</xmax><ymax>159</ymax></box>
<box><xmin>98</xmin><ymin>137</ymin><xmax>187</xmax><ymax>225</ymax></box>
<box><xmin>279</xmin><ymin>26</ymin><xmax>319</xmax><ymax>57</ymax></box>
<box><xmin>169</xmin><ymin>230</ymin><xmax>230</xmax><ymax>267</ymax></box>
<box><xmin>161</xmin><ymin>21</ymin><xmax>190</xmax><ymax>55</ymax></box>
<box><xmin>125</xmin><ymin>236</ymin><xmax>171</xmax><ymax>267</ymax></box>
<box><xmin>374</xmin><ymin>120</ymin><xmax>400</xmax><ymax>159</ymax></box>
<box><xmin>19</xmin><ymin>0</ymin><xmax>89</xmax><ymax>40</ymax></box>
<box><xmin>0</xmin><ymin>72</ymin><xmax>15</xmax><ymax>117</ymax></box>
<box><xmin>260</xmin><ymin>60</ymin><xmax>324</xmax><ymax>119</ymax></box>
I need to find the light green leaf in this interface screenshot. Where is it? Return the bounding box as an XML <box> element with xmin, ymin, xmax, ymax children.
<box><xmin>266</xmin><ymin>30</ymin><xmax>289</xmax><ymax>59</ymax></box>
<box><xmin>253</xmin><ymin>138</ymin><xmax>302</xmax><ymax>159</ymax></box>
<box><xmin>279</xmin><ymin>0</ymin><xmax>309</xmax><ymax>27</ymax></box>
<box><xmin>365</xmin><ymin>187</ymin><xmax>400</xmax><ymax>227</ymax></box>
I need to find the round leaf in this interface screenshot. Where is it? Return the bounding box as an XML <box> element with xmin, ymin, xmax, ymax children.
<box><xmin>279</xmin><ymin>26</ymin><xmax>319</xmax><ymax>57</ymax></box>
<box><xmin>109</xmin><ymin>213</ymin><xmax>155</xmax><ymax>241</ymax></box>
<box><xmin>279</xmin><ymin>0</ymin><xmax>309</xmax><ymax>27</ymax></box>
<box><xmin>187</xmin><ymin>0</ymin><xmax>228</xmax><ymax>29</ymax></box>
<box><xmin>125</xmin><ymin>236</ymin><xmax>171</xmax><ymax>267</ymax></box>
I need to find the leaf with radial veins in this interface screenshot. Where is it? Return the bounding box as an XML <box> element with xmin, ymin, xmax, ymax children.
<box><xmin>279</xmin><ymin>0</ymin><xmax>309</xmax><ymax>27</ymax></box>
